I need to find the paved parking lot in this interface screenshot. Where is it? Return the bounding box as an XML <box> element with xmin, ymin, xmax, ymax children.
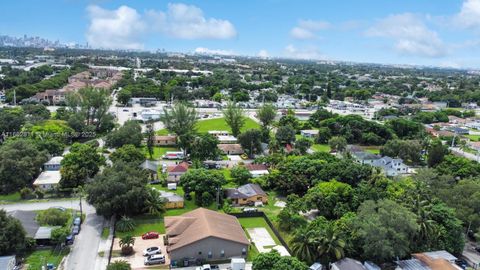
<box><xmin>112</xmin><ymin>235</ymin><xmax>170</xmax><ymax>269</ymax></box>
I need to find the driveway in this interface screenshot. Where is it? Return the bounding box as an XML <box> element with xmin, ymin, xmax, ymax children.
<box><xmin>1</xmin><ymin>200</ymin><xmax>105</xmax><ymax>270</ymax></box>
<box><xmin>112</xmin><ymin>235</ymin><xmax>169</xmax><ymax>269</ymax></box>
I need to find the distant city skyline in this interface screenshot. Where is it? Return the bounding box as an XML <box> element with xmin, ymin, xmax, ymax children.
<box><xmin>2</xmin><ymin>1</ymin><xmax>480</xmax><ymax>68</ymax></box>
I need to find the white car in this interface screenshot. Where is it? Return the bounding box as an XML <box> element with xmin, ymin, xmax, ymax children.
<box><xmin>143</xmin><ymin>246</ymin><xmax>162</xmax><ymax>256</ymax></box>
<box><xmin>144</xmin><ymin>254</ymin><xmax>165</xmax><ymax>265</ymax></box>
<box><xmin>196</xmin><ymin>264</ymin><xmax>211</xmax><ymax>270</ymax></box>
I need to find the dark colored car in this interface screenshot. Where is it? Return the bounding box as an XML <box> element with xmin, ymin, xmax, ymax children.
<box><xmin>455</xmin><ymin>259</ymin><xmax>468</xmax><ymax>269</ymax></box>
<box><xmin>65</xmin><ymin>234</ymin><xmax>75</xmax><ymax>245</ymax></box>
<box><xmin>210</xmin><ymin>265</ymin><xmax>220</xmax><ymax>270</ymax></box>
<box><xmin>475</xmin><ymin>246</ymin><xmax>480</xmax><ymax>253</ymax></box>
<box><xmin>142</xmin><ymin>232</ymin><xmax>160</xmax><ymax>240</ymax></box>
<box><xmin>72</xmin><ymin>225</ymin><xmax>80</xmax><ymax>235</ymax></box>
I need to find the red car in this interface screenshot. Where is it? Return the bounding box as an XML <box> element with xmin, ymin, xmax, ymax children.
<box><xmin>142</xmin><ymin>232</ymin><xmax>160</xmax><ymax>240</ymax></box>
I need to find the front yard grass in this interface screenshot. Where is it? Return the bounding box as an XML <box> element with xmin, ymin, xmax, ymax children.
<box><xmin>0</xmin><ymin>192</ymin><xmax>21</xmax><ymax>202</ymax></box>
<box><xmin>311</xmin><ymin>144</ymin><xmax>330</xmax><ymax>152</ymax></box>
<box><xmin>156</xmin><ymin>117</ymin><xmax>260</xmax><ymax>135</ymax></box>
<box><xmin>141</xmin><ymin>146</ymin><xmax>180</xmax><ymax>160</ymax></box>
<box><xmin>115</xmin><ymin>216</ymin><xmax>165</xmax><ymax>238</ymax></box>
<box><xmin>25</xmin><ymin>248</ymin><xmax>69</xmax><ymax>270</ymax></box>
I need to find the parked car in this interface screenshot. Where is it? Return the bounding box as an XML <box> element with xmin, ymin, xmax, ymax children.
<box><xmin>475</xmin><ymin>246</ymin><xmax>480</xmax><ymax>253</ymax></box>
<box><xmin>73</xmin><ymin>217</ymin><xmax>81</xmax><ymax>226</ymax></box>
<box><xmin>144</xmin><ymin>254</ymin><xmax>165</xmax><ymax>265</ymax></box>
<box><xmin>72</xmin><ymin>225</ymin><xmax>80</xmax><ymax>235</ymax></box>
<box><xmin>196</xmin><ymin>264</ymin><xmax>211</xmax><ymax>270</ymax></box>
<box><xmin>242</xmin><ymin>207</ymin><xmax>258</xmax><ymax>213</ymax></box>
<box><xmin>142</xmin><ymin>231</ymin><xmax>160</xmax><ymax>240</ymax></box>
<box><xmin>143</xmin><ymin>246</ymin><xmax>162</xmax><ymax>256</ymax></box>
<box><xmin>65</xmin><ymin>234</ymin><xmax>75</xmax><ymax>245</ymax></box>
<box><xmin>210</xmin><ymin>265</ymin><xmax>219</xmax><ymax>270</ymax></box>
<box><xmin>455</xmin><ymin>259</ymin><xmax>468</xmax><ymax>269</ymax></box>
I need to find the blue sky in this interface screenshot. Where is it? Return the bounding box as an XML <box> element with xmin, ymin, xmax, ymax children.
<box><xmin>2</xmin><ymin>0</ymin><xmax>480</xmax><ymax>68</ymax></box>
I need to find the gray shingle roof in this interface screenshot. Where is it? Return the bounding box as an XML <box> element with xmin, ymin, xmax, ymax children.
<box><xmin>225</xmin><ymin>184</ymin><xmax>266</xmax><ymax>199</ymax></box>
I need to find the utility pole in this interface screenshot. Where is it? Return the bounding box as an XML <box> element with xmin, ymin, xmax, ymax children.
<box><xmin>13</xmin><ymin>89</ymin><xmax>16</xmax><ymax>106</ymax></box>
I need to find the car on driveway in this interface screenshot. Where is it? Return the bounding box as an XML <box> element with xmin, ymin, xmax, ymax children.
<box><xmin>143</xmin><ymin>246</ymin><xmax>162</xmax><ymax>256</ymax></box>
<box><xmin>72</xmin><ymin>225</ymin><xmax>80</xmax><ymax>235</ymax></box>
<box><xmin>196</xmin><ymin>264</ymin><xmax>211</xmax><ymax>270</ymax></box>
<box><xmin>142</xmin><ymin>231</ymin><xmax>160</xmax><ymax>240</ymax></box>
<box><xmin>144</xmin><ymin>254</ymin><xmax>165</xmax><ymax>265</ymax></box>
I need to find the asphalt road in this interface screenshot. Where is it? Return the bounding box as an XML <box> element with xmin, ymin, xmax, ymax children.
<box><xmin>1</xmin><ymin>200</ymin><xmax>105</xmax><ymax>270</ymax></box>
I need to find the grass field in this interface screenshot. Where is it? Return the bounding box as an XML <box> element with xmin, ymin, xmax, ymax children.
<box><xmin>362</xmin><ymin>146</ymin><xmax>381</xmax><ymax>154</ymax></box>
<box><xmin>262</xmin><ymin>192</ymin><xmax>283</xmax><ymax>221</ymax></box>
<box><xmin>238</xmin><ymin>217</ymin><xmax>281</xmax><ymax>245</ymax></box>
<box><xmin>0</xmin><ymin>192</ymin><xmax>21</xmax><ymax>202</ymax></box>
<box><xmin>465</xmin><ymin>134</ymin><xmax>480</xmax><ymax>142</ymax></box>
<box><xmin>156</xmin><ymin>117</ymin><xmax>260</xmax><ymax>135</ymax></box>
<box><xmin>115</xmin><ymin>216</ymin><xmax>165</xmax><ymax>238</ymax></box>
<box><xmin>141</xmin><ymin>146</ymin><xmax>180</xmax><ymax>160</ymax></box>
<box><xmin>25</xmin><ymin>248</ymin><xmax>69</xmax><ymax>270</ymax></box>
<box><xmin>311</xmin><ymin>144</ymin><xmax>331</xmax><ymax>152</ymax></box>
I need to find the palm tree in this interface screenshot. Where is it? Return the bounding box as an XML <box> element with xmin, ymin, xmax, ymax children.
<box><xmin>290</xmin><ymin>227</ymin><xmax>318</xmax><ymax>265</ymax></box>
<box><xmin>143</xmin><ymin>189</ymin><xmax>166</xmax><ymax>216</ymax></box>
<box><xmin>119</xmin><ymin>235</ymin><xmax>135</xmax><ymax>255</ymax></box>
<box><xmin>316</xmin><ymin>224</ymin><xmax>345</xmax><ymax>263</ymax></box>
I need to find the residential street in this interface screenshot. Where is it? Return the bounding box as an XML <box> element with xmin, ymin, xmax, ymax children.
<box><xmin>1</xmin><ymin>200</ymin><xmax>105</xmax><ymax>270</ymax></box>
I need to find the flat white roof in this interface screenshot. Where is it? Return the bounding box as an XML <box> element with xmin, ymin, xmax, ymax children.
<box><xmin>218</xmin><ymin>135</ymin><xmax>237</xmax><ymax>141</ymax></box>
<box><xmin>227</xmin><ymin>155</ymin><xmax>242</xmax><ymax>161</ymax></box>
<box><xmin>33</xmin><ymin>171</ymin><xmax>61</xmax><ymax>185</ymax></box>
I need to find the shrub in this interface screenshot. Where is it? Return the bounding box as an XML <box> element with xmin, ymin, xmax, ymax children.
<box><xmin>107</xmin><ymin>260</ymin><xmax>131</xmax><ymax>270</ymax></box>
<box><xmin>20</xmin><ymin>187</ymin><xmax>34</xmax><ymax>200</ymax></box>
<box><xmin>35</xmin><ymin>189</ymin><xmax>45</xmax><ymax>199</ymax></box>
<box><xmin>116</xmin><ymin>216</ymin><xmax>136</xmax><ymax>232</ymax></box>
<box><xmin>36</xmin><ymin>208</ymin><xmax>70</xmax><ymax>226</ymax></box>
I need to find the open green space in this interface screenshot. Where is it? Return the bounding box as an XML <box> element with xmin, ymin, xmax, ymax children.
<box><xmin>465</xmin><ymin>134</ymin><xmax>480</xmax><ymax>142</ymax></box>
<box><xmin>0</xmin><ymin>192</ymin><xmax>21</xmax><ymax>202</ymax></box>
<box><xmin>25</xmin><ymin>248</ymin><xmax>69</xmax><ymax>270</ymax></box>
<box><xmin>238</xmin><ymin>217</ymin><xmax>281</xmax><ymax>245</ymax></box>
<box><xmin>115</xmin><ymin>216</ymin><xmax>165</xmax><ymax>238</ymax></box>
<box><xmin>362</xmin><ymin>146</ymin><xmax>381</xmax><ymax>154</ymax></box>
<box><xmin>141</xmin><ymin>146</ymin><xmax>180</xmax><ymax>160</ymax></box>
<box><xmin>156</xmin><ymin>117</ymin><xmax>260</xmax><ymax>135</ymax></box>
<box><xmin>311</xmin><ymin>144</ymin><xmax>331</xmax><ymax>152</ymax></box>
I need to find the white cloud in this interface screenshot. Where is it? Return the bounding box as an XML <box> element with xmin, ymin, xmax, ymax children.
<box><xmin>366</xmin><ymin>13</ymin><xmax>446</xmax><ymax>58</ymax></box>
<box><xmin>290</xmin><ymin>19</ymin><xmax>330</xmax><ymax>40</ymax></box>
<box><xmin>147</xmin><ymin>3</ymin><xmax>236</xmax><ymax>39</ymax></box>
<box><xmin>194</xmin><ymin>47</ymin><xmax>235</xmax><ymax>56</ymax></box>
<box><xmin>86</xmin><ymin>5</ymin><xmax>146</xmax><ymax>50</ymax></box>
<box><xmin>283</xmin><ymin>44</ymin><xmax>326</xmax><ymax>60</ymax></box>
<box><xmin>455</xmin><ymin>0</ymin><xmax>480</xmax><ymax>29</ymax></box>
<box><xmin>258</xmin><ymin>49</ymin><xmax>269</xmax><ymax>58</ymax></box>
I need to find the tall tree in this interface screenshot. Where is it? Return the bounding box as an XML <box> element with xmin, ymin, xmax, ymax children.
<box><xmin>257</xmin><ymin>103</ymin><xmax>276</xmax><ymax>127</ymax></box>
<box><xmin>110</xmin><ymin>144</ymin><xmax>145</xmax><ymax>165</ymax></box>
<box><xmin>189</xmin><ymin>133</ymin><xmax>220</xmax><ymax>161</ymax></box>
<box><xmin>66</xmin><ymin>87</ymin><xmax>113</xmax><ymax>132</ymax></box>
<box><xmin>0</xmin><ymin>209</ymin><xmax>27</xmax><ymax>255</ymax></box>
<box><xmin>238</xmin><ymin>129</ymin><xmax>263</xmax><ymax>158</ymax></box>
<box><xmin>328</xmin><ymin>136</ymin><xmax>347</xmax><ymax>152</ymax></box>
<box><xmin>106</xmin><ymin>120</ymin><xmax>143</xmax><ymax>148</ymax></box>
<box><xmin>180</xmin><ymin>169</ymin><xmax>226</xmax><ymax>207</ymax></box>
<box><xmin>60</xmin><ymin>143</ymin><xmax>105</xmax><ymax>189</ymax></box>
<box><xmin>275</xmin><ymin>125</ymin><xmax>296</xmax><ymax>146</ymax></box>
<box><xmin>427</xmin><ymin>139</ymin><xmax>447</xmax><ymax>167</ymax></box>
<box><xmin>223</xmin><ymin>101</ymin><xmax>245</xmax><ymax>137</ymax></box>
<box><xmin>145</xmin><ymin>121</ymin><xmax>155</xmax><ymax>160</ymax></box>
<box><xmin>161</xmin><ymin>102</ymin><xmax>197</xmax><ymax>155</ymax></box>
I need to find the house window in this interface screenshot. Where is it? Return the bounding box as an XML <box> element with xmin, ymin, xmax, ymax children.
<box><xmin>242</xmin><ymin>248</ymin><xmax>246</xmax><ymax>255</ymax></box>
<box><xmin>220</xmin><ymin>250</ymin><xmax>225</xmax><ymax>257</ymax></box>
<box><xmin>208</xmin><ymin>251</ymin><xmax>212</xmax><ymax>259</ymax></box>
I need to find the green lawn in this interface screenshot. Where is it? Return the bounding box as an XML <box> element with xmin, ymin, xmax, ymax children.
<box><xmin>25</xmin><ymin>248</ymin><xmax>69</xmax><ymax>270</ymax></box>
<box><xmin>238</xmin><ymin>217</ymin><xmax>281</xmax><ymax>245</ymax></box>
<box><xmin>261</xmin><ymin>192</ymin><xmax>283</xmax><ymax>221</ymax></box>
<box><xmin>141</xmin><ymin>146</ymin><xmax>180</xmax><ymax>160</ymax></box>
<box><xmin>311</xmin><ymin>144</ymin><xmax>331</xmax><ymax>152</ymax></box>
<box><xmin>0</xmin><ymin>192</ymin><xmax>21</xmax><ymax>202</ymax></box>
<box><xmin>156</xmin><ymin>117</ymin><xmax>260</xmax><ymax>135</ymax></box>
<box><xmin>465</xmin><ymin>134</ymin><xmax>480</xmax><ymax>142</ymax></box>
<box><xmin>362</xmin><ymin>146</ymin><xmax>381</xmax><ymax>154</ymax></box>
<box><xmin>116</xmin><ymin>216</ymin><xmax>165</xmax><ymax>238</ymax></box>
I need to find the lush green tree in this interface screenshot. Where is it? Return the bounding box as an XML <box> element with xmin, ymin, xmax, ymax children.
<box><xmin>106</xmin><ymin>120</ymin><xmax>143</xmax><ymax>148</ymax></box>
<box><xmin>223</xmin><ymin>101</ymin><xmax>245</xmax><ymax>137</ymax></box>
<box><xmin>328</xmin><ymin>136</ymin><xmax>347</xmax><ymax>152</ymax></box>
<box><xmin>315</xmin><ymin>127</ymin><xmax>332</xmax><ymax>144</ymax></box>
<box><xmin>316</xmin><ymin>222</ymin><xmax>346</xmax><ymax>263</ymax></box>
<box><xmin>86</xmin><ymin>162</ymin><xmax>150</xmax><ymax>217</ymax></box>
<box><xmin>36</xmin><ymin>208</ymin><xmax>70</xmax><ymax>226</ymax></box>
<box><xmin>51</xmin><ymin>227</ymin><xmax>70</xmax><ymax>245</ymax></box>
<box><xmin>386</xmin><ymin>118</ymin><xmax>425</xmax><ymax>139</ymax></box>
<box><xmin>427</xmin><ymin>139</ymin><xmax>447</xmax><ymax>167</ymax></box>
<box><xmin>107</xmin><ymin>260</ymin><xmax>131</xmax><ymax>270</ymax></box>
<box><xmin>308</xmin><ymin>108</ymin><xmax>335</xmax><ymax>127</ymax></box>
<box><xmin>117</xmin><ymin>89</ymin><xmax>132</xmax><ymax>105</ymax></box>
<box><xmin>238</xmin><ymin>129</ymin><xmax>263</xmax><ymax>158</ymax></box>
<box><xmin>305</xmin><ymin>180</ymin><xmax>353</xmax><ymax>219</ymax></box>
<box><xmin>257</xmin><ymin>103</ymin><xmax>277</xmax><ymax>127</ymax></box>
<box><xmin>291</xmin><ymin>227</ymin><xmax>318</xmax><ymax>265</ymax></box>
<box><xmin>0</xmin><ymin>210</ymin><xmax>27</xmax><ymax>255</ymax></box>
<box><xmin>435</xmin><ymin>155</ymin><xmax>480</xmax><ymax>178</ymax></box>
<box><xmin>275</xmin><ymin>125</ymin><xmax>296</xmax><ymax>146</ymax></box>
<box><xmin>66</xmin><ymin>87</ymin><xmax>114</xmax><ymax>132</ymax></box>
<box><xmin>22</xmin><ymin>104</ymin><xmax>51</xmax><ymax>122</ymax></box>
<box><xmin>271</xmin><ymin>256</ymin><xmax>308</xmax><ymax>270</ymax></box>
<box><xmin>381</xmin><ymin>139</ymin><xmax>423</xmax><ymax>165</ymax></box>
<box><xmin>295</xmin><ymin>138</ymin><xmax>313</xmax><ymax>154</ymax></box>
<box><xmin>60</xmin><ymin>143</ymin><xmax>105</xmax><ymax>189</ymax></box>
<box><xmin>279</xmin><ymin>114</ymin><xmax>301</xmax><ymax>131</ymax></box>
<box><xmin>110</xmin><ymin>144</ymin><xmax>145</xmax><ymax>165</ymax></box>
<box><xmin>356</xmin><ymin>199</ymin><xmax>419</xmax><ymax>262</ymax></box>
<box><xmin>189</xmin><ymin>133</ymin><xmax>220</xmax><ymax>161</ymax></box>
<box><xmin>145</xmin><ymin>121</ymin><xmax>155</xmax><ymax>160</ymax></box>
<box><xmin>231</xmin><ymin>166</ymin><xmax>252</xmax><ymax>185</ymax></box>
<box><xmin>161</xmin><ymin>102</ymin><xmax>197</xmax><ymax>154</ymax></box>
<box><xmin>0</xmin><ymin>108</ymin><xmax>25</xmax><ymax>135</ymax></box>
<box><xmin>180</xmin><ymin>169</ymin><xmax>226</xmax><ymax>206</ymax></box>
<box><xmin>252</xmin><ymin>250</ymin><xmax>281</xmax><ymax>270</ymax></box>
<box><xmin>116</xmin><ymin>216</ymin><xmax>136</xmax><ymax>233</ymax></box>
<box><xmin>143</xmin><ymin>188</ymin><xmax>166</xmax><ymax>216</ymax></box>
<box><xmin>0</xmin><ymin>139</ymin><xmax>48</xmax><ymax>194</ymax></box>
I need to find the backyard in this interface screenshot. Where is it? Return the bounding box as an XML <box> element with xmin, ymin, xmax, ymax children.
<box><xmin>141</xmin><ymin>146</ymin><xmax>180</xmax><ymax>160</ymax></box>
<box><xmin>25</xmin><ymin>248</ymin><xmax>69</xmax><ymax>270</ymax></box>
<box><xmin>156</xmin><ymin>117</ymin><xmax>260</xmax><ymax>135</ymax></box>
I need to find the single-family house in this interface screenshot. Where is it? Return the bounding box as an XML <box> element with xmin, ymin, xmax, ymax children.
<box><xmin>218</xmin><ymin>135</ymin><xmax>237</xmax><ymax>144</ymax></box>
<box><xmin>448</xmin><ymin>127</ymin><xmax>469</xmax><ymax>135</ymax></box>
<box><xmin>43</xmin><ymin>156</ymin><xmax>63</xmax><ymax>171</ymax></box>
<box><xmin>0</xmin><ymin>255</ymin><xmax>16</xmax><ymax>270</ymax></box>
<box><xmin>165</xmin><ymin>208</ymin><xmax>249</xmax><ymax>264</ymax></box>
<box><xmin>245</xmin><ymin>164</ymin><xmax>269</xmax><ymax>178</ymax></box>
<box><xmin>167</xmin><ymin>162</ymin><xmax>189</xmax><ymax>183</ymax></box>
<box><xmin>225</xmin><ymin>183</ymin><xmax>268</xmax><ymax>206</ymax></box>
<box><xmin>208</xmin><ymin>130</ymin><xmax>230</xmax><ymax>137</ymax></box>
<box><xmin>395</xmin><ymin>250</ymin><xmax>461</xmax><ymax>270</ymax></box>
<box><xmin>218</xmin><ymin>144</ymin><xmax>244</xmax><ymax>155</ymax></box>
<box><xmin>466</xmin><ymin>121</ymin><xmax>480</xmax><ymax>130</ymax></box>
<box><xmin>159</xmin><ymin>190</ymin><xmax>184</xmax><ymax>209</ymax></box>
<box><xmin>373</xmin><ymin>156</ymin><xmax>409</xmax><ymax>177</ymax></box>
<box><xmin>33</xmin><ymin>171</ymin><xmax>61</xmax><ymax>191</ymax></box>
<box><xmin>153</xmin><ymin>135</ymin><xmax>177</xmax><ymax>146</ymax></box>
<box><xmin>139</xmin><ymin>160</ymin><xmax>159</xmax><ymax>180</ymax></box>
<box><xmin>301</xmin><ymin>130</ymin><xmax>319</xmax><ymax>138</ymax></box>
<box><xmin>331</xmin><ymin>258</ymin><xmax>366</xmax><ymax>270</ymax></box>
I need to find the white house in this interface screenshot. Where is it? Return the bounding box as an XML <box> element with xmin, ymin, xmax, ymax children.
<box><xmin>43</xmin><ymin>156</ymin><xmax>63</xmax><ymax>171</ymax></box>
<box><xmin>218</xmin><ymin>135</ymin><xmax>237</xmax><ymax>144</ymax></box>
<box><xmin>33</xmin><ymin>171</ymin><xmax>61</xmax><ymax>191</ymax></box>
